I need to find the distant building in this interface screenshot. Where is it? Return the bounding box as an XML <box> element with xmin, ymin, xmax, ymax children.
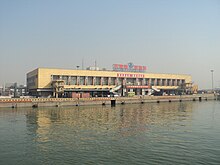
<box><xmin>0</xmin><ymin>83</ymin><xmax>27</xmax><ymax>98</ymax></box>
<box><xmin>27</xmin><ymin>67</ymin><xmax>194</xmax><ymax>98</ymax></box>
<box><xmin>0</xmin><ymin>86</ymin><xmax>3</xmax><ymax>96</ymax></box>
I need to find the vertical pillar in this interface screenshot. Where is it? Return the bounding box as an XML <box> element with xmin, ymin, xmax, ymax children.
<box><xmin>142</xmin><ymin>78</ymin><xmax>145</xmax><ymax>86</ymax></box>
<box><xmin>154</xmin><ymin>79</ymin><xmax>157</xmax><ymax>86</ymax></box>
<box><xmin>115</xmin><ymin>78</ymin><xmax>118</xmax><ymax>86</ymax></box>
<box><xmin>123</xmin><ymin>78</ymin><xmax>126</xmax><ymax>86</ymax></box>
<box><xmin>100</xmin><ymin>77</ymin><xmax>103</xmax><ymax>86</ymax></box>
<box><xmin>108</xmin><ymin>77</ymin><xmax>111</xmax><ymax>86</ymax></box>
<box><xmin>171</xmin><ymin>79</ymin><xmax>174</xmax><ymax>86</ymax></box>
<box><xmin>169</xmin><ymin>79</ymin><xmax>172</xmax><ymax>86</ymax></box>
<box><xmin>136</xmin><ymin>78</ymin><xmax>139</xmax><ymax>85</ymax></box>
<box><xmin>159</xmin><ymin>79</ymin><xmax>162</xmax><ymax>86</ymax></box>
<box><xmin>122</xmin><ymin>78</ymin><xmax>127</xmax><ymax>96</ymax></box>
<box><xmin>175</xmin><ymin>79</ymin><xmax>178</xmax><ymax>86</ymax></box>
<box><xmin>115</xmin><ymin>77</ymin><xmax>119</xmax><ymax>86</ymax></box>
<box><xmin>165</xmin><ymin>79</ymin><xmax>168</xmax><ymax>86</ymax></box>
<box><xmin>142</xmin><ymin>89</ymin><xmax>145</xmax><ymax>95</ymax></box>
<box><xmin>93</xmin><ymin>77</ymin><xmax>96</xmax><ymax>86</ymax></box>
<box><xmin>76</xmin><ymin>76</ymin><xmax>79</xmax><ymax>85</ymax></box>
<box><xmin>85</xmin><ymin>76</ymin><xmax>88</xmax><ymax>85</ymax></box>
<box><xmin>149</xmin><ymin>79</ymin><xmax>152</xmax><ymax>87</ymax></box>
<box><xmin>68</xmin><ymin>77</ymin><xmax>70</xmax><ymax>85</ymax></box>
<box><xmin>123</xmin><ymin>88</ymin><xmax>126</xmax><ymax>96</ymax></box>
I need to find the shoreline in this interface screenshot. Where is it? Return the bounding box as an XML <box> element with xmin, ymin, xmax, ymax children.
<box><xmin>0</xmin><ymin>94</ymin><xmax>216</xmax><ymax>108</ymax></box>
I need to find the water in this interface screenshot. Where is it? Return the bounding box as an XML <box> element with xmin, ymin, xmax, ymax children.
<box><xmin>0</xmin><ymin>101</ymin><xmax>220</xmax><ymax>165</ymax></box>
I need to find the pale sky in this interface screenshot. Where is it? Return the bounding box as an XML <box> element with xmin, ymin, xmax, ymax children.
<box><xmin>0</xmin><ymin>0</ymin><xmax>220</xmax><ymax>89</ymax></box>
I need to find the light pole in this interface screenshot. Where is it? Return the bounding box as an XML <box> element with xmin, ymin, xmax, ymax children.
<box><xmin>211</xmin><ymin>69</ymin><xmax>214</xmax><ymax>93</ymax></box>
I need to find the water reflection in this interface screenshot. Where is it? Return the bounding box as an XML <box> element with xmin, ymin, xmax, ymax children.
<box><xmin>2</xmin><ymin>101</ymin><xmax>220</xmax><ymax>165</ymax></box>
<box><xmin>25</xmin><ymin>102</ymin><xmax>194</xmax><ymax>144</ymax></box>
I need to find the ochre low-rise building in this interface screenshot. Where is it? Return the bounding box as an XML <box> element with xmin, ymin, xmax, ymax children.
<box><xmin>27</xmin><ymin>68</ymin><xmax>193</xmax><ymax>98</ymax></box>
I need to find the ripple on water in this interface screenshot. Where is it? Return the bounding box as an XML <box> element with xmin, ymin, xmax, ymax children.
<box><xmin>0</xmin><ymin>102</ymin><xmax>220</xmax><ymax>165</ymax></box>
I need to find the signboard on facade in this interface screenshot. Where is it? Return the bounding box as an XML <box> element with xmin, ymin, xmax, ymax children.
<box><xmin>126</xmin><ymin>85</ymin><xmax>149</xmax><ymax>89</ymax></box>
<box><xmin>113</xmin><ymin>62</ymin><xmax>147</xmax><ymax>72</ymax></box>
<box><xmin>117</xmin><ymin>73</ymin><xmax>144</xmax><ymax>78</ymax></box>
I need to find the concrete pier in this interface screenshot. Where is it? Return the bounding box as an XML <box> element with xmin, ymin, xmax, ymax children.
<box><xmin>0</xmin><ymin>94</ymin><xmax>216</xmax><ymax>108</ymax></box>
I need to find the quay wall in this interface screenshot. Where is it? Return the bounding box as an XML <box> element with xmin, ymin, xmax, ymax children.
<box><xmin>0</xmin><ymin>94</ymin><xmax>216</xmax><ymax>108</ymax></box>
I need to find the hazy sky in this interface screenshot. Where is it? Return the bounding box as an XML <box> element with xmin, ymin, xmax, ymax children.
<box><xmin>0</xmin><ymin>0</ymin><xmax>220</xmax><ymax>89</ymax></box>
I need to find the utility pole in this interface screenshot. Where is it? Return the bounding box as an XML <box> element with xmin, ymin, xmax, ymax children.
<box><xmin>211</xmin><ymin>70</ymin><xmax>214</xmax><ymax>93</ymax></box>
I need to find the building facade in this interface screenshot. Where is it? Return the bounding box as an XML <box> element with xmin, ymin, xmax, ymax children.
<box><xmin>27</xmin><ymin>68</ymin><xmax>193</xmax><ymax>98</ymax></box>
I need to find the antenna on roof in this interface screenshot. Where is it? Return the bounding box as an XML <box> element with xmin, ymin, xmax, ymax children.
<box><xmin>82</xmin><ymin>58</ymin><xmax>84</xmax><ymax>70</ymax></box>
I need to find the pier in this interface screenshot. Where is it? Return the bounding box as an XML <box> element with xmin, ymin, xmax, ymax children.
<box><xmin>0</xmin><ymin>94</ymin><xmax>216</xmax><ymax>108</ymax></box>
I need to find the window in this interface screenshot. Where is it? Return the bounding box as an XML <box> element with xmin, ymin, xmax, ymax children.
<box><xmin>62</xmin><ymin>76</ymin><xmax>68</xmax><ymax>85</ymax></box>
<box><xmin>126</xmin><ymin>78</ymin><xmax>135</xmax><ymax>85</ymax></box>
<box><xmin>96</xmin><ymin>77</ymin><xmax>101</xmax><ymax>85</ymax></box>
<box><xmin>110</xmin><ymin>77</ymin><xmax>116</xmax><ymax>85</ymax></box>
<box><xmin>162</xmin><ymin>79</ymin><xmax>166</xmax><ymax>86</ymax></box>
<box><xmin>137</xmin><ymin>78</ymin><xmax>142</xmax><ymax>85</ymax></box>
<box><xmin>117</xmin><ymin>78</ymin><xmax>123</xmax><ymax>85</ymax></box>
<box><xmin>167</xmin><ymin>79</ymin><xmax>171</xmax><ymax>86</ymax></box>
<box><xmin>52</xmin><ymin>75</ymin><xmax>60</xmax><ymax>80</ymax></box>
<box><xmin>87</xmin><ymin>77</ymin><xmax>93</xmax><ymax>85</ymax></box>
<box><xmin>151</xmin><ymin>79</ymin><xmax>155</xmax><ymax>86</ymax></box>
<box><xmin>145</xmin><ymin>79</ymin><xmax>149</xmax><ymax>85</ymax></box>
<box><xmin>102</xmin><ymin>77</ymin><xmax>108</xmax><ymax>85</ymax></box>
<box><xmin>69</xmin><ymin>76</ymin><xmax>77</xmax><ymax>85</ymax></box>
<box><xmin>79</xmin><ymin>77</ymin><xmax>85</xmax><ymax>85</ymax></box>
<box><xmin>156</xmin><ymin>79</ymin><xmax>160</xmax><ymax>86</ymax></box>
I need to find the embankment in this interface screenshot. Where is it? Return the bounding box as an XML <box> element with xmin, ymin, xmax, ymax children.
<box><xmin>0</xmin><ymin>94</ymin><xmax>216</xmax><ymax>108</ymax></box>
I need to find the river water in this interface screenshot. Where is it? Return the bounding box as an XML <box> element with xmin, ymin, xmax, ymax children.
<box><xmin>0</xmin><ymin>101</ymin><xmax>220</xmax><ymax>165</ymax></box>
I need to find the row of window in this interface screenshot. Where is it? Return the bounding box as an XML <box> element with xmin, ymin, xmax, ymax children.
<box><xmin>51</xmin><ymin>75</ymin><xmax>186</xmax><ymax>86</ymax></box>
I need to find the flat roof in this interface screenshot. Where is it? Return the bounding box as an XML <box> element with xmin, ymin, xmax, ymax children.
<box><xmin>33</xmin><ymin>67</ymin><xmax>191</xmax><ymax>77</ymax></box>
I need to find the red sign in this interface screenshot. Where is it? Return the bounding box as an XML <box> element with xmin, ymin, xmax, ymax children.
<box><xmin>113</xmin><ymin>63</ymin><xmax>147</xmax><ymax>72</ymax></box>
<box><xmin>113</xmin><ymin>64</ymin><xmax>118</xmax><ymax>68</ymax></box>
<box><xmin>117</xmin><ymin>73</ymin><xmax>144</xmax><ymax>78</ymax></box>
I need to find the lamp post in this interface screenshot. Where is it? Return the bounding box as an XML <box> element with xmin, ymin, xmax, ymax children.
<box><xmin>211</xmin><ymin>70</ymin><xmax>214</xmax><ymax>93</ymax></box>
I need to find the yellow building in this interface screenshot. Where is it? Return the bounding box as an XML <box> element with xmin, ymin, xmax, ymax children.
<box><xmin>27</xmin><ymin>68</ymin><xmax>193</xmax><ymax>97</ymax></box>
